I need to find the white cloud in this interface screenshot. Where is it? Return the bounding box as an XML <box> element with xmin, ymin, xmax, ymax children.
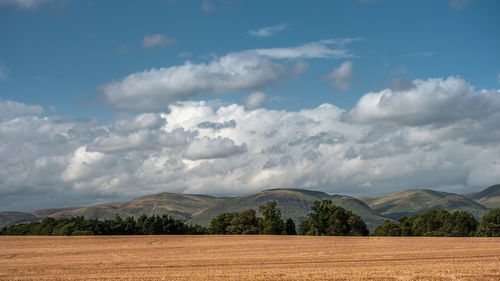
<box><xmin>243</xmin><ymin>91</ymin><xmax>267</xmax><ymax>110</ymax></box>
<box><xmin>112</xmin><ymin>113</ymin><xmax>166</xmax><ymax>134</ymax></box>
<box><xmin>142</xmin><ymin>34</ymin><xmax>175</xmax><ymax>50</ymax></box>
<box><xmin>254</xmin><ymin>38</ymin><xmax>361</xmax><ymax>59</ymax></box>
<box><xmin>101</xmin><ymin>39</ymin><xmax>359</xmax><ymax>111</ymax></box>
<box><xmin>348</xmin><ymin>77</ymin><xmax>500</xmax><ymax>127</ymax></box>
<box><xmin>249</xmin><ymin>24</ymin><xmax>286</xmax><ymax>37</ymax></box>
<box><xmin>60</xmin><ymin>146</ymin><xmax>106</xmax><ymax>182</ymax></box>
<box><xmin>2</xmin><ymin>76</ymin><xmax>500</xmax><ymax>210</ymax></box>
<box><xmin>388</xmin><ymin>78</ymin><xmax>415</xmax><ymax>92</ymax></box>
<box><xmin>101</xmin><ymin>51</ymin><xmax>287</xmax><ymax>111</ymax></box>
<box><xmin>184</xmin><ymin>136</ymin><xmax>247</xmax><ymax>160</ymax></box>
<box><xmin>0</xmin><ymin>99</ymin><xmax>43</xmax><ymax>120</ymax></box>
<box><xmin>325</xmin><ymin>61</ymin><xmax>354</xmax><ymax>91</ymax></box>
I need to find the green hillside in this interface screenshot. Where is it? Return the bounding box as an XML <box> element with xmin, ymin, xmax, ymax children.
<box><xmin>0</xmin><ymin>212</ymin><xmax>40</xmax><ymax>229</ymax></box>
<box><xmin>360</xmin><ymin>189</ymin><xmax>489</xmax><ymax>219</ymax></box>
<box><xmin>2</xmin><ymin>185</ymin><xmax>498</xmax><ymax>232</ymax></box>
<box><xmin>464</xmin><ymin>184</ymin><xmax>500</xmax><ymax>208</ymax></box>
<box><xmin>188</xmin><ymin>189</ymin><xmax>388</xmax><ymax>231</ymax></box>
<box><xmin>33</xmin><ymin>193</ymin><xmax>220</xmax><ymax>222</ymax></box>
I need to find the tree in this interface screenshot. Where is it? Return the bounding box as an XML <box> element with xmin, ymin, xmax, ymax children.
<box><xmin>259</xmin><ymin>202</ymin><xmax>285</xmax><ymax>235</ymax></box>
<box><xmin>209</xmin><ymin>212</ymin><xmax>238</xmax><ymax>234</ymax></box>
<box><xmin>300</xmin><ymin>199</ymin><xmax>369</xmax><ymax>236</ymax></box>
<box><xmin>285</xmin><ymin>218</ymin><xmax>296</xmax><ymax>235</ymax></box>
<box><xmin>374</xmin><ymin>220</ymin><xmax>402</xmax><ymax>236</ymax></box>
<box><xmin>399</xmin><ymin>216</ymin><xmax>413</xmax><ymax>236</ymax></box>
<box><xmin>227</xmin><ymin>209</ymin><xmax>260</xmax><ymax>234</ymax></box>
<box><xmin>477</xmin><ymin>208</ymin><xmax>500</xmax><ymax>237</ymax></box>
<box><xmin>444</xmin><ymin>211</ymin><xmax>477</xmax><ymax>237</ymax></box>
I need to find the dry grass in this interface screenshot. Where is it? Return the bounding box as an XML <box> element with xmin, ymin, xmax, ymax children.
<box><xmin>0</xmin><ymin>236</ymin><xmax>499</xmax><ymax>280</ymax></box>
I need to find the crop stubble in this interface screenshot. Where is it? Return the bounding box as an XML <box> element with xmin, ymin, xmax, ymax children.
<box><xmin>0</xmin><ymin>236</ymin><xmax>499</xmax><ymax>280</ymax></box>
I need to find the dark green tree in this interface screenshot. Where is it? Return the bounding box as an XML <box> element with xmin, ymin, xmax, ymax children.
<box><xmin>399</xmin><ymin>216</ymin><xmax>413</xmax><ymax>236</ymax></box>
<box><xmin>300</xmin><ymin>199</ymin><xmax>369</xmax><ymax>236</ymax></box>
<box><xmin>259</xmin><ymin>202</ymin><xmax>285</xmax><ymax>235</ymax></box>
<box><xmin>285</xmin><ymin>218</ymin><xmax>297</xmax><ymax>235</ymax></box>
<box><xmin>227</xmin><ymin>209</ymin><xmax>260</xmax><ymax>234</ymax></box>
<box><xmin>443</xmin><ymin>211</ymin><xmax>477</xmax><ymax>237</ymax></box>
<box><xmin>209</xmin><ymin>212</ymin><xmax>238</xmax><ymax>234</ymax></box>
<box><xmin>374</xmin><ymin>220</ymin><xmax>402</xmax><ymax>236</ymax></box>
<box><xmin>476</xmin><ymin>208</ymin><xmax>500</xmax><ymax>237</ymax></box>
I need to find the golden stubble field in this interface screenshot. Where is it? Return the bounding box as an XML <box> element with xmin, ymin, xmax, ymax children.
<box><xmin>0</xmin><ymin>236</ymin><xmax>499</xmax><ymax>281</ymax></box>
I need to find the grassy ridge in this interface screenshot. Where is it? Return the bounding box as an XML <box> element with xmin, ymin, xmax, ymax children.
<box><xmin>1</xmin><ymin>185</ymin><xmax>499</xmax><ymax>231</ymax></box>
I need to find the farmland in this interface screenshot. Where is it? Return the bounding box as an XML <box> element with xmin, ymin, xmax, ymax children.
<box><xmin>0</xmin><ymin>236</ymin><xmax>499</xmax><ymax>280</ymax></box>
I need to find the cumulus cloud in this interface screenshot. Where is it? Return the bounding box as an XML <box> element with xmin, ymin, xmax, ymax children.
<box><xmin>101</xmin><ymin>39</ymin><xmax>359</xmax><ymax>111</ymax></box>
<box><xmin>0</xmin><ymin>99</ymin><xmax>43</xmax><ymax>120</ymax></box>
<box><xmin>141</xmin><ymin>34</ymin><xmax>175</xmax><ymax>50</ymax></box>
<box><xmin>249</xmin><ymin>24</ymin><xmax>286</xmax><ymax>37</ymax></box>
<box><xmin>197</xmin><ymin>119</ymin><xmax>236</xmax><ymax>131</ymax></box>
<box><xmin>184</xmin><ymin>137</ymin><xmax>247</xmax><ymax>160</ymax></box>
<box><xmin>325</xmin><ymin>61</ymin><xmax>354</xmax><ymax>90</ymax></box>
<box><xmin>389</xmin><ymin>78</ymin><xmax>415</xmax><ymax>92</ymax></box>
<box><xmin>348</xmin><ymin>77</ymin><xmax>500</xmax><ymax>127</ymax></box>
<box><xmin>112</xmin><ymin>113</ymin><xmax>166</xmax><ymax>134</ymax></box>
<box><xmin>243</xmin><ymin>91</ymin><xmax>267</xmax><ymax>110</ymax></box>
<box><xmin>101</xmin><ymin>51</ymin><xmax>286</xmax><ymax>111</ymax></box>
<box><xmin>2</xmin><ymin>77</ymin><xmax>500</xmax><ymax>211</ymax></box>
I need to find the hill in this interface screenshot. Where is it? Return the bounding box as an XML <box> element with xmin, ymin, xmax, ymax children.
<box><xmin>2</xmin><ymin>185</ymin><xmax>498</xmax><ymax>231</ymax></box>
<box><xmin>188</xmin><ymin>189</ymin><xmax>388</xmax><ymax>231</ymax></box>
<box><xmin>464</xmin><ymin>184</ymin><xmax>500</xmax><ymax>208</ymax></box>
<box><xmin>0</xmin><ymin>212</ymin><xmax>40</xmax><ymax>228</ymax></box>
<box><xmin>34</xmin><ymin>193</ymin><xmax>220</xmax><ymax>222</ymax></box>
<box><xmin>360</xmin><ymin>189</ymin><xmax>489</xmax><ymax>220</ymax></box>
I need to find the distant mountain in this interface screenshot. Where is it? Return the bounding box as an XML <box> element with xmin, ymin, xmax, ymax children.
<box><xmin>464</xmin><ymin>184</ymin><xmax>500</xmax><ymax>208</ymax></box>
<box><xmin>0</xmin><ymin>212</ymin><xmax>40</xmax><ymax>228</ymax></box>
<box><xmin>34</xmin><ymin>193</ymin><xmax>220</xmax><ymax>222</ymax></box>
<box><xmin>360</xmin><ymin>189</ymin><xmax>490</xmax><ymax>220</ymax></box>
<box><xmin>188</xmin><ymin>189</ymin><xmax>388</xmax><ymax>231</ymax></box>
<box><xmin>1</xmin><ymin>185</ymin><xmax>498</xmax><ymax>231</ymax></box>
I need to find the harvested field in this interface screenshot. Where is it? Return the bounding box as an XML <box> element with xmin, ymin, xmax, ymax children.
<box><xmin>0</xmin><ymin>236</ymin><xmax>499</xmax><ymax>280</ymax></box>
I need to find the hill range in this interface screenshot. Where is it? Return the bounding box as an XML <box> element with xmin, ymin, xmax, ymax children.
<box><xmin>1</xmin><ymin>184</ymin><xmax>498</xmax><ymax>231</ymax></box>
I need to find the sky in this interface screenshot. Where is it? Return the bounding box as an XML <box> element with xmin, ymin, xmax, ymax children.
<box><xmin>0</xmin><ymin>0</ymin><xmax>499</xmax><ymax>211</ymax></box>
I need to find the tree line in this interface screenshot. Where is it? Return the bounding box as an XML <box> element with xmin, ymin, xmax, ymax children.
<box><xmin>0</xmin><ymin>214</ymin><xmax>207</xmax><ymax>236</ymax></box>
<box><xmin>374</xmin><ymin>208</ymin><xmax>500</xmax><ymax>237</ymax></box>
<box><xmin>1</xmin><ymin>199</ymin><xmax>499</xmax><ymax>237</ymax></box>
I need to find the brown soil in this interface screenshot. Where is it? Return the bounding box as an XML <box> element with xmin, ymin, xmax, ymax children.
<box><xmin>0</xmin><ymin>236</ymin><xmax>499</xmax><ymax>280</ymax></box>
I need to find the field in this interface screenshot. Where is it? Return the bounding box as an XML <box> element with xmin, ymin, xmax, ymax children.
<box><xmin>0</xmin><ymin>236</ymin><xmax>499</xmax><ymax>280</ymax></box>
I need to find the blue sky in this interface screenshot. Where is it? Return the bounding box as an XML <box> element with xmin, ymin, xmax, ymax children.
<box><xmin>1</xmin><ymin>0</ymin><xmax>498</xmax><ymax>119</ymax></box>
<box><xmin>1</xmin><ymin>0</ymin><xmax>500</xmax><ymax>211</ymax></box>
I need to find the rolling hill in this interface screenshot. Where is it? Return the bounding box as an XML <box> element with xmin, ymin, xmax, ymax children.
<box><xmin>360</xmin><ymin>189</ymin><xmax>490</xmax><ymax>220</ymax></box>
<box><xmin>0</xmin><ymin>212</ymin><xmax>40</xmax><ymax>228</ymax></box>
<box><xmin>464</xmin><ymin>184</ymin><xmax>500</xmax><ymax>208</ymax></box>
<box><xmin>33</xmin><ymin>193</ymin><xmax>221</xmax><ymax>222</ymax></box>
<box><xmin>188</xmin><ymin>189</ymin><xmax>388</xmax><ymax>231</ymax></box>
<box><xmin>1</xmin><ymin>185</ymin><xmax>498</xmax><ymax>231</ymax></box>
